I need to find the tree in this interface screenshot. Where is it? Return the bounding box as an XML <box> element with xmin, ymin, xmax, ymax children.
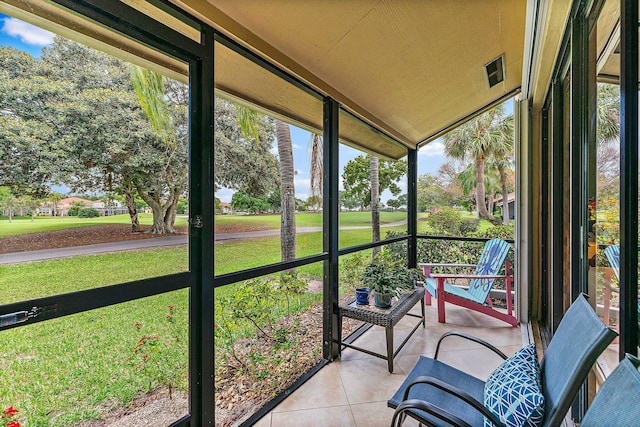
<box><xmin>306</xmin><ymin>195</ymin><xmax>322</xmax><ymax>212</ymax></box>
<box><xmin>231</xmin><ymin>191</ymin><xmax>269</xmax><ymax>214</ymax></box>
<box><xmin>18</xmin><ymin>195</ymin><xmax>42</xmax><ymax>222</ymax></box>
<box><xmin>417</xmin><ymin>174</ymin><xmax>450</xmax><ymax>212</ymax></box>
<box><xmin>129</xmin><ymin>66</ymin><xmax>188</xmax><ymax>233</ymax></box>
<box><xmin>341</xmin><ymin>154</ymin><xmax>406</xmax><ymax>210</ymax></box>
<box><xmin>47</xmin><ymin>192</ymin><xmax>63</xmax><ymax>216</ymax></box>
<box><xmin>443</xmin><ymin>105</ymin><xmax>512</xmax><ymax>223</ymax></box>
<box><xmin>309</xmin><ymin>133</ymin><xmax>323</xmax><ymax>204</ymax></box>
<box><xmin>0</xmin><ymin>47</ymin><xmax>68</xmax><ymax>198</ymax></box>
<box><xmin>596</xmin><ymin>84</ymin><xmax>621</xmax><ymax>200</ymax></box>
<box><xmin>276</xmin><ymin>120</ymin><xmax>296</xmax><ymax>262</ymax></box>
<box><xmin>370</xmin><ymin>155</ymin><xmax>381</xmax><ymax>253</ymax></box>
<box><xmin>214</xmin><ymin>98</ymin><xmax>279</xmax><ymax>197</ymax></box>
<box><xmin>486</xmin><ymin>114</ymin><xmax>514</xmax><ymax>224</ymax></box>
<box><xmin>0</xmin><ymin>193</ymin><xmax>18</xmax><ymax>222</ymax></box>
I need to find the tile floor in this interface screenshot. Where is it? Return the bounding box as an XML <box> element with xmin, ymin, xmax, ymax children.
<box><xmin>253</xmin><ymin>302</ymin><xmax>527</xmax><ymax>427</ymax></box>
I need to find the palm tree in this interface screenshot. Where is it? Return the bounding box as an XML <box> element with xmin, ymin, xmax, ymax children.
<box><xmin>487</xmin><ymin>114</ymin><xmax>514</xmax><ymax>224</ymax></box>
<box><xmin>231</xmin><ymin>104</ymin><xmax>299</xmax><ymax>263</ymax></box>
<box><xmin>370</xmin><ymin>155</ymin><xmax>380</xmax><ymax>255</ymax></box>
<box><xmin>309</xmin><ymin>133</ymin><xmax>323</xmax><ymax>205</ymax></box>
<box><xmin>443</xmin><ymin>105</ymin><xmax>510</xmax><ymax>223</ymax></box>
<box><xmin>276</xmin><ymin>120</ymin><xmax>296</xmax><ymax>262</ymax></box>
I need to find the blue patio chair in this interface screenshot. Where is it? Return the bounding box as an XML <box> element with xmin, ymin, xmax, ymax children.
<box><xmin>580</xmin><ymin>353</ymin><xmax>640</xmax><ymax>426</ymax></box>
<box><xmin>602</xmin><ymin>244</ymin><xmax>640</xmax><ymax>342</ymax></box>
<box><xmin>389</xmin><ymin>294</ymin><xmax>617</xmax><ymax>427</ymax></box>
<box><xmin>419</xmin><ymin>238</ymin><xmax>517</xmax><ymax>327</ymax></box>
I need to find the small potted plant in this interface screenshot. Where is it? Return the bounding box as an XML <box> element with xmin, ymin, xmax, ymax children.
<box><xmin>360</xmin><ymin>254</ymin><xmax>424</xmax><ymax>308</ymax></box>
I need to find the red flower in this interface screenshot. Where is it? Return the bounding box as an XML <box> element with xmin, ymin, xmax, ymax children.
<box><xmin>2</xmin><ymin>407</ymin><xmax>18</xmax><ymax>417</ymax></box>
<box><xmin>142</xmin><ymin>354</ymin><xmax>149</xmax><ymax>360</ymax></box>
<box><xmin>7</xmin><ymin>421</ymin><xmax>20</xmax><ymax>427</ymax></box>
<box><xmin>168</xmin><ymin>305</ymin><xmax>174</xmax><ymax>309</ymax></box>
<box><xmin>134</xmin><ymin>323</ymin><xmax>142</xmax><ymax>328</ymax></box>
<box><xmin>269</xmin><ymin>365</ymin><xmax>274</xmax><ymax>370</ymax></box>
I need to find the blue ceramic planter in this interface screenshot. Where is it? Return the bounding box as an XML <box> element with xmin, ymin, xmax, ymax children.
<box><xmin>355</xmin><ymin>287</ymin><xmax>370</xmax><ymax>305</ymax></box>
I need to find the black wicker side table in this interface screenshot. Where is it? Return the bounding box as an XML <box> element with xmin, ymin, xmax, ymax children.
<box><xmin>338</xmin><ymin>287</ymin><xmax>425</xmax><ymax>373</ymax></box>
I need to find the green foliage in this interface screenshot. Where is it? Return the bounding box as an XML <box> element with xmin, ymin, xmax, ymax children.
<box><xmin>426</xmin><ymin>207</ymin><xmax>463</xmax><ymax>235</ymax></box>
<box><xmin>475</xmin><ymin>223</ymin><xmax>515</xmax><ymax>240</ymax></box>
<box><xmin>360</xmin><ymin>251</ymin><xmax>424</xmax><ymax>297</ymax></box>
<box><xmin>77</xmin><ymin>208</ymin><xmax>100</xmax><ymax>218</ymax></box>
<box><xmin>339</xmin><ymin>252</ymin><xmax>369</xmax><ymax>291</ymax></box>
<box><xmin>231</xmin><ymin>191</ymin><xmax>271</xmax><ymax>214</ymax></box>
<box><xmin>214</xmin><ymin>275</ymin><xmax>319</xmax><ymax>378</ymax></box>
<box><xmin>214</xmin><ymin>98</ymin><xmax>279</xmax><ymax>196</ymax></box>
<box><xmin>276</xmin><ymin>272</ymin><xmax>307</xmax><ymax>314</ymax></box>
<box><xmin>128</xmin><ymin>305</ymin><xmax>186</xmax><ymax>399</ymax></box>
<box><xmin>341</xmin><ymin>154</ymin><xmax>406</xmax><ymax>209</ymax></box>
<box><xmin>460</xmin><ymin>218</ymin><xmax>480</xmax><ymax>234</ymax></box>
<box><xmin>68</xmin><ymin>201</ymin><xmax>86</xmax><ymax>216</ymax></box>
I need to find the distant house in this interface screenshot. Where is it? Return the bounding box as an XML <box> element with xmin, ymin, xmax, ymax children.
<box><xmin>494</xmin><ymin>193</ymin><xmax>516</xmax><ymax>220</ymax></box>
<box><xmin>44</xmin><ymin>197</ymin><xmax>127</xmax><ymax>216</ymax></box>
<box><xmin>219</xmin><ymin>202</ymin><xmax>232</xmax><ymax>214</ymax></box>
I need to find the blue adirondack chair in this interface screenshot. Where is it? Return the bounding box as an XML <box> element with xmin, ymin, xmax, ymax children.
<box><xmin>419</xmin><ymin>238</ymin><xmax>517</xmax><ymax>327</ymax></box>
<box><xmin>602</xmin><ymin>244</ymin><xmax>640</xmax><ymax>341</ymax></box>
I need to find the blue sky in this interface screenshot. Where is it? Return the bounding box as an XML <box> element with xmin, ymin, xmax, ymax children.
<box><xmin>0</xmin><ymin>13</ymin><xmax>451</xmax><ymax>203</ymax></box>
<box><xmin>0</xmin><ymin>14</ymin><xmax>53</xmax><ymax>57</ymax></box>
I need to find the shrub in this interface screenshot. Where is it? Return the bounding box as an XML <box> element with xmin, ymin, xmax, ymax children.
<box><xmin>460</xmin><ymin>218</ymin><xmax>479</xmax><ymax>234</ymax></box>
<box><xmin>78</xmin><ymin>208</ymin><xmax>100</xmax><ymax>218</ymax></box>
<box><xmin>426</xmin><ymin>207</ymin><xmax>463</xmax><ymax>235</ymax></box>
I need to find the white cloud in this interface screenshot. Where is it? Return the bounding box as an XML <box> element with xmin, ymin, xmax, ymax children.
<box><xmin>419</xmin><ymin>141</ymin><xmax>445</xmax><ymax>157</ymax></box>
<box><xmin>295</xmin><ymin>177</ymin><xmax>310</xmax><ymax>200</ymax></box>
<box><xmin>2</xmin><ymin>17</ymin><xmax>55</xmax><ymax>46</ymax></box>
<box><xmin>215</xmin><ymin>188</ymin><xmax>234</xmax><ymax>203</ymax></box>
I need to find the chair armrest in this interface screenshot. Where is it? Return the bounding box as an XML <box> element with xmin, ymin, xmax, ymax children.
<box><xmin>419</xmin><ymin>263</ymin><xmax>478</xmax><ymax>268</ymax></box>
<box><xmin>403</xmin><ymin>375</ymin><xmax>506</xmax><ymax>427</ymax></box>
<box><xmin>391</xmin><ymin>399</ymin><xmax>472</xmax><ymax>427</ymax></box>
<box><xmin>434</xmin><ymin>331</ymin><xmax>508</xmax><ymax>360</ymax></box>
<box><xmin>430</xmin><ymin>273</ymin><xmax>508</xmax><ymax>280</ymax></box>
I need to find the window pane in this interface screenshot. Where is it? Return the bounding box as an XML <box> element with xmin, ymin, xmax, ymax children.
<box><xmin>0</xmin><ymin>290</ymin><xmax>189</xmax><ymax>426</ymax></box>
<box><xmin>339</xmin><ymin>111</ymin><xmax>408</xmax><ymax>249</ymax></box>
<box><xmin>214</xmin><ymin>262</ymin><xmax>323</xmax><ymax>424</ymax></box>
<box><xmin>0</xmin><ymin>12</ymin><xmax>189</xmax><ymax>298</ymax></box>
<box><xmin>213</xmin><ymin>41</ymin><xmax>324</xmax><ymax>276</ymax></box>
<box><xmin>594</xmin><ymin>82</ymin><xmax>620</xmax><ymax>367</ymax></box>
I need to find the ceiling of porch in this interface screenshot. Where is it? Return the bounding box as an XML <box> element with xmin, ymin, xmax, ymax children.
<box><xmin>176</xmin><ymin>0</ymin><xmax>528</xmax><ymax>151</ymax></box>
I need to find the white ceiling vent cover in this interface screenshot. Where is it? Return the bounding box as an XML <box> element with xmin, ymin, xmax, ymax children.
<box><xmin>485</xmin><ymin>54</ymin><xmax>505</xmax><ymax>88</ymax></box>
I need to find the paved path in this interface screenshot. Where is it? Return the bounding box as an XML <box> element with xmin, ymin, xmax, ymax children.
<box><xmin>0</xmin><ymin>219</ymin><xmax>407</xmax><ymax>265</ymax></box>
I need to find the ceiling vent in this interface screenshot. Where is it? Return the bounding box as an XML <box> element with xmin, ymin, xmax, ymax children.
<box><xmin>485</xmin><ymin>55</ymin><xmax>505</xmax><ymax>88</ymax></box>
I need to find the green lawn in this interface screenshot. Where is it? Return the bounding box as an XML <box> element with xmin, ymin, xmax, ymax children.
<box><xmin>0</xmin><ymin>247</ymin><xmax>189</xmax><ymax>427</ymax></box>
<box><xmin>0</xmin><ymin>214</ymin><xmax>189</xmax><ymax>239</ymax></box>
<box><xmin>214</xmin><ymin>210</ymin><xmax>407</xmax><ymax>230</ymax></box>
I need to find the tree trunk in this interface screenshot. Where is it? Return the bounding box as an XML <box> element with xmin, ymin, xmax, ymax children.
<box><xmin>499</xmin><ymin>165</ymin><xmax>510</xmax><ymax>225</ymax></box>
<box><xmin>163</xmin><ymin>192</ymin><xmax>179</xmax><ymax>233</ymax></box>
<box><xmin>276</xmin><ymin>120</ymin><xmax>296</xmax><ymax>262</ymax></box>
<box><xmin>370</xmin><ymin>155</ymin><xmax>380</xmax><ymax>256</ymax></box>
<box><xmin>474</xmin><ymin>156</ymin><xmax>495</xmax><ymax>222</ymax></box>
<box><xmin>124</xmin><ymin>186</ymin><xmax>141</xmax><ymax>232</ymax></box>
<box><xmin>140</xmin><ymin>192</ymin><xmax>171</xmax><ymax>234</ymax></box>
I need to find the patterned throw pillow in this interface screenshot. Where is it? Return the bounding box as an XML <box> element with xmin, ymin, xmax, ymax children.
<box><xmin>483</xmin><ymin>344</ymin><xmax>545</xmax><ymax>427</ymax></box>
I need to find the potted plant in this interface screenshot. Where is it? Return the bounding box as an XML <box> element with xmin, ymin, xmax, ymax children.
<box><xmin>360</xmin><ymin>254</ymin><xmax>425</xmax><ymax>308</ymax></box>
